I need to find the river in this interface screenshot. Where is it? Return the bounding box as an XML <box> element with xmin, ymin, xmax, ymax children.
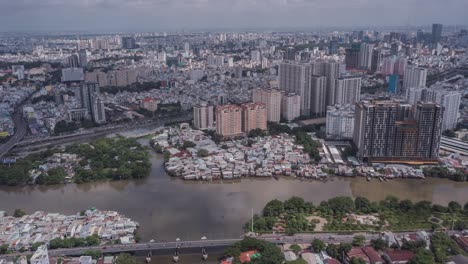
<box><xmin>0</xmin><ymin>139</ymin><xmax>467</xmax><ymax>242</ymax></box>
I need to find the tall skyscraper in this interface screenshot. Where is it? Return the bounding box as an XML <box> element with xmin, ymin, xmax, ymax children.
<box><xmin>90</xmin><ymin>94</ymin><xmax>106</xmax><ymax>124</ymax></box>
<box><xmin>394</xmin><ymin>57</ymin><xmax>407</xmax><ymax>76</ymax></box>
<box><xmin>329</xmin><ymin>41</ymin><xmax>338</xmax><ymax>55</ymax></box>
<box><xmin>345</xmin><ymin>44</ymin><xmax>360</xmax><ymax>69</ymax></box>
<box><xmin>241</xmin><ymin>103</ymin><xmax>267</xmax><ymax>133</ymax></box>
<box><xmin>358</xmin><ymin>43</ymin><xmax>374</xmax><ymax>70</ymax></box>
<box><xmin>78</xmin><ymin>49</ymin><xmax>87</xmax><ymax>67</ymax></box>
<box><xmin>251</xmin><ymin>50</ymin><xmax>261</xmax><ymax>62</ymax></box>
<box><xmin>193</xmin><ymin>101</ymin><xmax>214</xmax><ymax>130</ymax></box>
<box><xmin>252</xmin><ymin>88</ymin><xmax>282</xmax><ymax>122</ymax></box>
<box><xmin>382</xmin><ymin>57</ymin><xmax>395</xmax><ymax>75</ymax></box>
<box><xmin>390</xmin><ymin>43</ymin><xmax>399</xmax><ymax>56</ymax></box>
<box><xmin>284</xmin><ymin>47</ymin><xmax>296</xmax><ymax>61</ymax></box>
<box><xmin>216</xmin><ymin>105</ymin><xmax>243</xmax><ymax>138</ymax></box>
<box><xmin>308</xmin><ymin>76</ymin><xmax>327</xmax><ymax>117</ymax></box>
<box><xmin>278</xmin><ymin>61</ymin><xmax>310</xmax><ymax>116</ymax></box>
<box><xmin>281</xmin><ymin>93</ymin><xmax>301</xmax><ymax>122</ymax></box>
<box><xmin>353</xmin><ymin>100</ymin><xmax>442</xmax><ymax>163</ymax></box>
<box><xmin>370</xmin><ymin>48</ymin><xmax>382</xmax><ymax>73</ymax></box>
<box><xmin>80</xmin><ymin>83</ymin><xmax>106</xmax><ymax>124</ymax></box>
<box><xmin>407</xmin><ymin>88</ymin><xmax>461</xmax><ymax>131</ymax></box>
<box><xmin>333</xmin><ymin>77</ymin><xmax>362</xmax><ymax>105</ymax></box>
<box><xmin>66</xmin><ymin>54</ymin><xmax>80</xmax><ymax>68</ymax></box>
<box><xmin>122</xmin><ymin>37</ymin><xmax>137</xmax><ymax>49</ymax></box>
<box><xmin>403</xmin><ymin>66</ymin><xmax>427</xmax><ymax>91</ymax></box>
<box><xmin>414</xmin><ymin>102</ymin><xmax>443</xmax><ymax>159</ymax></box>
<box><xmin>432</xmin><ymin>23</ymin><xmax>443</xmax><ymax>44</ymax></box>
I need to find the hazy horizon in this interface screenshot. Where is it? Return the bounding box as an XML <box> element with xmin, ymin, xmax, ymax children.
<box><xmin>1</xmin><ymin>0</ymin><xmax>467</xmax><ymax>32</ymax></box>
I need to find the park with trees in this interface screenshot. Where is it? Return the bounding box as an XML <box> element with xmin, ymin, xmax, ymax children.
<box><xmin>0</xmin><ymin>136</ymin><xmax>151</xmax><ymax>186</ymax></box>
<box><xmin>247</xmin><ymin>196</ymin><xmax>468</xmax><ymax>234</ymax></box>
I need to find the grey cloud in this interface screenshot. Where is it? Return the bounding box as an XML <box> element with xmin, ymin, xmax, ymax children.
<box><xmin>0</xmin><ymin>0</ymin><xmax>466</xmax><ymax>31</ymax></box>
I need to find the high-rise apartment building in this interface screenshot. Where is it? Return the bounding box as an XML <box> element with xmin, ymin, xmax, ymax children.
<box><xmin>61</xmin><ymin>68</ymin><xmax>84</xmax><ymax>82</ymax></box>
<box><xmin>353</xmin><ymin>100</ymin><xmax>442</xmax><ymax>163</ymax></box>
<box><xmin>278</xmin><ymin>61</ymin><xmax>310</xmax><ymax>116</ymax></box>
<box><xmin>382</xmin><ymin>57</ymin><xmax>395</xmax><ymax>75</ymax></box>
<box><xmin>193</xmin><ymin>101</ymin><xmax>214</xmax><ymax>130</ymax></box>
<box><xmin>403</xmin><ymin>66</ymin><xmax>427</xmax><ymax>91</ymax></box>
<box><xmin>345</xmin><ymin>45</ymin><xmax>360</xmax><ymax>69</ymax></box>
<box><xmin>333</xmin><ymin>77</ymin><xmax>362</xmax><ymax>106</ymax></box>
<box><xmin>406</xmin><ymin>87</ymin><xmax>461</xmax><ymax>131</ymax></box>
<box><xmin>216</xmin><ymin>105</ymin><xmax>243</xmax><ymax>138</ymax></box>
<box><xmin>370</xmin><ymin>48</ymin><xmax>382</xmax><ymax>73</ymax></box>
<box><xmin>78</xmin><ymin>82</ymin><xmax>106</xmax><ymax>124</ymax></box>
<box><xmin>122</xmin><ymin>37</ymin><xmax>137</xmax><ymax>49</ymax></box>
<box><xmin>241</xmin><ymin>103</ymin><xmax>267</xmax><ymax>133</ymax></box>
<box><xmin>252</xmin><ymin>88</ymin><xmax>282</xmax><ymax>122</ymax></box>
<box><xmin>281</xmin><ymin>93</ymin><xmax>301</xmax><ymax>122</ymax></box>
<box><xmin>358</xmin><ymin>43</ymin><xmax>374</xmax><ymax>70</ymax></box>
<box><xmin>78</xmin><ymin>49</ymin><xmax>87</xmax><ymax>67</ymax></box>
<box><xmin>251</xmin><ymin>50</ymin><xmax>261</xmax><ymax>62</ymax></box>
<box><xmin>326</xmin><ymin>104</ymin><xmax>355</xmax><ymax>140</ymax></box>
<box><xmin>91</xmin><ymin>94</ymin><xmax>106</xmax><ymax>124</ymax></box>
<box><xmin>284</xmin><ymin>47</ymin><xmax>296</xmax><ymax>61</ymax></box>
<box><xmin>394</xmin><ymin>57</ymin><xmax>407</xmax><ymax>76</ymax></box>
<box><xmin>66</xmin><ymin>54</ymin><xmax>80</xmax><ymax>68</ymax></box>
<box><xmin>329</xmin><ymin>41</ymin><xmax>338</xmax><ymax>55</ymax></box>
<box><xmin>308</xmin><ymin>76</ymin><xmax>327</xmax><ymax>117</ymax></box>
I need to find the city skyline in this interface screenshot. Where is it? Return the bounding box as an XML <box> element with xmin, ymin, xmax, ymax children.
<box><xmin>1</xmin><ymin>0</ymin><xmax>467</xmax><ymax>32</ymax></box>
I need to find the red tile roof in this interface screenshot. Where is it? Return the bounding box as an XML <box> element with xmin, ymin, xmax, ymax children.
<box><xmin>362</xmin><ymin>246</ymin><xmax>383</xmax><ymax>263</ymax></box>
<box><xmin>384</xmin><ymin>250</ymin><xmax>415</xmax><ymax>262</ymax></box>
<box><xmin>347</xmin><ymin>247</ymin><xmax>370</xmax><ymax>263</ymax></box>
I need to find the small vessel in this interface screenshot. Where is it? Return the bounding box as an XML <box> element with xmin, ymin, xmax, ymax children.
<box><xmin>149</xmin><ymin>239</ymin><xmax>155</xmax><ymax>243</ymax></box>
<box><xmin>202</xmin><ymin>247</ymin><xmax>208</xmax><ymax>260</ymax></box>
<box><xmin>366</xmin><ymin>176</ymin><xmax>371</xmax><ymax>181</ymax></box>
<box><xmin>146</xmin><ymin>251</ymin><xmax>152</xmax><ymax>263</ymax></box>
<box><xmin>379</xmin><ymin>177</ymin><xmax>383</xmax><ymax>182</ymax></box>
<box><xmin>172</xmin><ymin>246</ymin><xmax>180</xmax><ymax>262</ymax></box>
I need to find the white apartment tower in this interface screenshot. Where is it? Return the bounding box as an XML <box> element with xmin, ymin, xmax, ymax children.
<box><xmin>403</xmin><ymin>66</ymin><xmax>427</xmax><ymax>91</ymax></box>
<box><xmin>193</xmin><ymin>101</ymin><xmax>214</xmax><ymax>130</ymax></box>
<box><xmin>252</xmin><ymin>88</ymin><xmax>282</xmax><ymax>123</ymax></box>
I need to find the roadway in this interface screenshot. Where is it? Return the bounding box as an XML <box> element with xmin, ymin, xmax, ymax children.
<box><xmin>0</xmin><ymin>103</ymin><xmax>29</xmax><ymax>159</ymax></box>
<box><xmin>8</xmin><ymin>114</ymin><xmax>192</xmax><ymax>156</ymax></box>
<box><xmin>0</xmin><ymin>232</ymin><xmax>412</xmax><ymax>259</ymax></box>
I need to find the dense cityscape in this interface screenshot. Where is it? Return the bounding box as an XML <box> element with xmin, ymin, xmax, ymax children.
<box><xmin>1</xmin><ymin>1</ymin><xmax>468</xmax><ymax>263</ymax></box>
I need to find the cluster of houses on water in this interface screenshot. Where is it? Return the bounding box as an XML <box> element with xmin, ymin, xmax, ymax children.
<box><xmin>151</xmin><ymin>125</ymin><xmax>436</xmax><ymax>181</ymax></box>
<box><xmin>0</xmin><ymin>208</ymin><xmax>139</xmax><ymax>251</ymax></box>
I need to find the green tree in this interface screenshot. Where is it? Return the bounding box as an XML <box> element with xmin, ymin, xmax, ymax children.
<box><xmin>0</xmin><ymin>244</ymin><xmax>9</xmax><ymax>255</ymax></box>
<box><xmin>354</xmin><ymin>197</ymin><xmax>371</xmax><ymax>213</ymax></box>
<box><xmin>409</xmin><ymin>249</ymin><xmax>435</xmax><ymax>264</ymax></box>
<box><xmin>114</xmin><ymin>253</ymin><xmax>138</xmax><ymax>264</ymax></box>
<box><xmin>182</xmin><ymin>140</ymin><xmax>196</xmax><ymax>149</ymax></box>
<box><xmin>289</xmin><ymin>244</ymin><xmax>302</xmax><ymax>255</ymax></box>
<box><xmin>13</xmin><ymin>209</ymin><xmax>26</xmax><ymax>218</ymax></box>
<box><xmin>327</xmin><ymin>196</ymin><xmax>355</xmax><ymax>214</ymax></box>
<box><xmin>399</xmin><ymin>199</ymin><xmax>414</xmax><ymax>212</ymax></box>
<box><xmin>370</xmin><ymin>238</ymin><xmax>388</xmax><ymax>251</ymax></box>
<box><xmin>197</xmin><ymin>149</ymin><xmax>209</xmax><ymax>157</ymax></box>
<box><xmin>31</xmin><ymin>242</ymin><xmax>44</xmax><ymax>251</ymax></box>
<box><xmin>350</xmin><ymin>257</ymin><xmax>366</xmax><ymax>264</ymax></box>
<box><xmin>83</xmin><ymin>250</ymin><xmax>102</xmax><ymax>260</ymax></box>
<box><xmin>311</xmin><ymin>238</ymin><xmax>326</xmax><ymax>253</ymax></box>
<box><xmin>448</xmin><ymin>201</ymin><xmax>462</xmax><ymax>212</ymax></box>
<box><xmin>263</xmin><ymin>199</ymin><xmax>285</xmax><ymax>217</ymax></box>
<box><xmin>286</xmin><ymin>259</ymin><xmax>308</xmax><ymax>264</ymax></box>
<box><xmin>352</xmin><ymin>235</ymin><xmax>366</xmax><ymax>247</ymax></box>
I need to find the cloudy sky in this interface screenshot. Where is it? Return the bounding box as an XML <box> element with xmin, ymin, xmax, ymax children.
<box><xmin>0</xmin><ymin>0</ymin><xmax>467</xmax><ymax>32</ymax></box>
